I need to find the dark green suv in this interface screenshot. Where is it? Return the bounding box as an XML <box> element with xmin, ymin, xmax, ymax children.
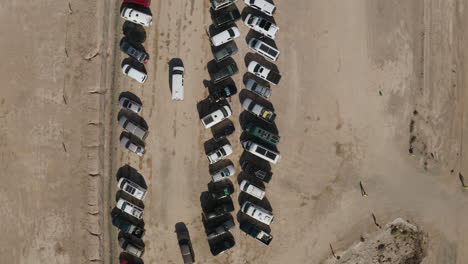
<box><xmin>210</xmin><ymin>61</ymin><xmax>238</xmax><ymax>83</ymax></box>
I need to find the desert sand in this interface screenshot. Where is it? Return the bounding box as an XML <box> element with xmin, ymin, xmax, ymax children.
<box><xmin>2</xmin><ymin>0</ymin><xmax>468</xmax><ymax>263</ymax></box>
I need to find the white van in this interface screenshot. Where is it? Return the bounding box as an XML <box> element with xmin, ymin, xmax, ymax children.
<box><xmin>239</xmin><ymin>180</ymin><xmax>265</xmax><ymax>200</ymax></box>
<box><xmin>171</xmin><ymin>66</ymin><xmax>184</xmax><ymax>100</ymax></box>
<box><xmin>118</xmin><ymin>115</ymin><xmax>148</xmax><ymax>140</ymax></box>
<box><xmin>248</xmin><ymin>38</ymin><xmax>280</xmax><ymax>62</ymax></box>
<box><xmin>211</xmin><ymin>26</ymin><xmax>240</xmax><ymax>47</ymax></box>
<box><xmin>241</xmin><ymin>201</ymin><xmax>274</xmax><ymax>225</ymax></box>
<box><xmin>122</xmin><ymin>64</ymin><xmax>147</xmax><ymax>83</ymax></box>
<box><xmin>242</xmin><ymin>140</ymin><xmax>280</xmax><ymax>164</ymax></box>
<box><xmin>121</xmin><ymin>7</ymin><xmax>153</xmax><ymax>27</ymax></box>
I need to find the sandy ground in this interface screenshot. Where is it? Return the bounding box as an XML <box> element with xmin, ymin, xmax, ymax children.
<box><xmin>0</xmin><ymin>0</ymin><xmax>110</xmax><ymax>263</ymax></box>
<box><xmin>3</xmin><ymin>0</ymin><xmax>468</xmax><ymax>263</ymax></box>
<box><xmin>101</xmin><ymin>0</ymin><xmax>468</xmax><ymax>263</ymax></box>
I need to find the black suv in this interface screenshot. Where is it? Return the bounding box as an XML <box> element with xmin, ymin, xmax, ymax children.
<box><xmin>240</xmin><ymin>221</ymin><xmax>273</xmax><ymax>245</ymax></box>
<box><xmin>209</xmin><ymin>233</ymin><xmax>236</xmax><ymax>256</ymax></box>
<box><xmin>208</xmin><ymin>180</ymin><xmax>235</xmax><ymax>199</ymax></box>
<box><xmin>241</xmin><ymin>160</ymin><xmax>272</xmax><ymax>183</ymax></box>
<box><xmin>208</xmin><ymin>84</ymin><xmax>237</xmax><ymax>103</ymax></box>
<box><xmin>209</xmin><ymin>60</ymin><xmax>238</xmax><ymax>83</ymax></box>
<box><xmin>213</xmin><ymin>7</ymin><xmax>241</xmax><ymax>27</ymax></box>
<box><xmin>202</xmin><ymin>196</ymin><xmax>234</xmax><ymax>220</ymax></box>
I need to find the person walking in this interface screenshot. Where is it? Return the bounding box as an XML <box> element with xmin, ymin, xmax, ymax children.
<box><xmin>372</xmin><ymin>213</ymin><xmax>382</xmax><ymax>229</ymax></box>
<box><xmin>360</xmin><ymin>181</ymin><xmax>368</xmax><ymax>197</ymax></box>
<box><xmin>459</xmin><ymin>173</ymin><xmax>468</xmax><ymax>189</ymax></box>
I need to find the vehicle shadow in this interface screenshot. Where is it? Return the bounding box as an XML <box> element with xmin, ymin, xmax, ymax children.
<box><xmin>123</xmin><ymin>21</ymin><xmax>147</xmax><ymax>44</ymax></box>
<box><xmin>237</xmin><ymin>171</ymin><xmax>266</xmax><ymax>190</ymax></box>
<box><xmin>238</xmin><ymin>88</ymin><xmax>274</xmax><ymax>111</ymax></box>
<box><xmin>119</xmin><ymin>91</ymin><xmax>143</xmax><ymax>106</ymax></box>
<box><xmin>239</xmin><ymin>151</ymin><xmax>273</xmax><ymax>178</ymax></box>
<box><xmin>211</xmin><ymin>119</ymin><xmax>235</xmax><ymax>140</ymax></box>
<box><xmin>121</xmin><ymin>57</ymin><xmax>147</xmax><ymax>74</ymax></box>
<box><xmin>242</xmin><ymin>72</ymin><xmax>272</xmax><ymax>91</ymax></box>
<box><xmin>115</xmin><ymin>190</ymin><xmax>145</xmax><ymax>209</ymax></box>
<box><xmin>204</xmin><ymin>137</ymin><xmax>231</xmax><ymax>155</ymax></box>
<box><xmin>244</xmin><ymin>30</ymin><xmax>279</xmax><ymax>49</ymax></box>
<box><xmin>244</xmin><ymin>52</ymin><xmax>279</xmax><ymax>74</ymax></box>
<box><xmin>118</xmin><ymin>109</ymin><xmax>149</xmax><ymax>130</ymax></box>
<box><xmin>200</xmin><ymin>191</ymin><xmax>217</xmax><ymax>213</ymax></box>
<box><xmin>209</xmin><ymin>159</ymin><xmax>234</xmax><ymax>175</ymax></box>
<box><xmin>120</xmin><ymin>37</ymin><xmax>148</xmax><ymax>54</ymax></box>
<box><xmin>118</xmin><ymin>231</ymin><xmax>146</xmax><ymax>248</ymax></box>
<box><xmin>239</xmin><ymin>111</ymin><xmax>278</xmax><ymax>134</ymax></box>
<box><xmin>168</xmin><ymin>58</ymin><xmax>184</xmax><ymax>94</ymax></box>
<box><xmin>121</xmin><ymin>2</ymin><xmax>152</xmax><ymax>16</ymax></box>
<box><xmin>207</xmin><ymin>179</ymin><xmax>234</xmax><ymax>195</ymax></box>
<box><xmin>111</xmin><ymin>207</ymin><xmax>146</xmax><ymax>228</ymax></box>
<box><xmin>116</xmin><ymin>164</ymin><xmax>147</xmax><ymax>189</ymax></box>
<box><xmin>238</xmin><ymin>191</ymin><xmax>272</xmax><ymax>211</ymax></box>
<box><xmin>120</xmin><ymin>131</ymin><xmax>146</xmax><ymax>148</ymax></box>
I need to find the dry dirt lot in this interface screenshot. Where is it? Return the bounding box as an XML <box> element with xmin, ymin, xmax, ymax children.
<box><xmin>103</xmin><ymin>0</ymin><xmax>468</xmax><ymax>263</ymax></box>
<box><xmin>3</xmin><ymin>0</ymin><xmax>468</xmax><ymax>263</ymax></box>
<box><xmin>0</xmin><ymin>0</ymin><xmax>110</xmax><ymax>263</ymax></box>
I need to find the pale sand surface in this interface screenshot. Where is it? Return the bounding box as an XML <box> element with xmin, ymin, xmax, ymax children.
<box><xmin>2</xmin><ymin>0</ymin><xmax>468</xmax><ymax>263</ymax></box>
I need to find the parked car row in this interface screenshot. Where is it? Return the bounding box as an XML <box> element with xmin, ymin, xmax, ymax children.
<box><xmin>112</xmin><ymin>167</ymin><xmax>149</xmax><ymax>263</ymax></box>
<box><xmin>235</xmin><ymin>0</ymin><xmax>279</xmax><ymax>246</ymax></box>
<box><xmin>120</xmin><ymin>0</ymin><xmax>153</xmax><ymax>83</ymax></box>
<box><xmin>116</xmin><ymin>1</ymin><xmax>153</xmax><ymax>263</ymax></box>
<box><xmin>194</xmin><ymin>0</ymin><xmax>247</xmax><ymax>256</ymax></box>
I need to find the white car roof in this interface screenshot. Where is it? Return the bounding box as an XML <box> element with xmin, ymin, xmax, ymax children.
<box><xmin>122</xmin><ymin>64</ymin><xmax>147</xmax><ymax>83</ymax></box>
<box><xmin>121</xmin><ymin>7</ymin><xmax>153</xmax><ymax>27</ymax></box>
<box><xmin>211</xmin><ymin>27</ymin><xmax>240</xmax><ymax>46</ymax></box>
<box><xmin>247</xmin><ymin>61</ymin><xmax>260</xmax><ymax>72</ymax></box>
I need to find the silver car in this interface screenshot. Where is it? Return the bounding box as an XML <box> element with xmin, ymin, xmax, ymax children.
<box><xmin>118</xmin><ymin>237</ymin><xmax>144</xmax><ymax>257</ymax></box>
<box><xmin>120</xmin><ymin>134</ymin><xmax>145</xmax><ymax>156</ymax></box>
<box><xmin>119</xmin><ymin>97</ymin><xmax>142</xmax><ymax>113</ymax></box>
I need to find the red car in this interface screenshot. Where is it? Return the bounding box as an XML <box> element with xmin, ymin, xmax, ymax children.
<box><xmin>123</xmin><ymin>0</ymin><xmax>151</xmax><ymax>8</ymax></box>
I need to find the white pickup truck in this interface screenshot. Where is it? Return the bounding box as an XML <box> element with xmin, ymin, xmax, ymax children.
<box><xmin>247</xmin><ymin>61</ymin><xmax>281</xmax><ymax>85</ymax></box>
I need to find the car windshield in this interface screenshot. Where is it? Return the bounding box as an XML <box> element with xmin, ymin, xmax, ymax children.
<box><xmin>227</xmin><ymin>28</ymin><xmax>235</xmax><ymax>37</ymax></box>
<box><xmin>204</xmin><ymin>116</ymin><xmax>214</xmax><ymax>125</ymax></box>
<box><xmin>263</xmin><ymin>21</ymin><xmax>272</xmax><ymax>30</ymax></box>
<box><xmin>122</xmin><ymin>100</ymin><xmax>129</xmax><ymax>107</ymax></box>
<box><xmin>253</xmin><ymin>65</ymin><xmax>261</xmax><ymax>72</ymax></box>
<box><xmin>220</xmin><ymin>107</ymin><xmax>228</xmax><ymax>117</ymax></box>
<box><xmin>219</xmin><ymin>148</ymin><xmax>227</xmax><ymax>156</ymax></box>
